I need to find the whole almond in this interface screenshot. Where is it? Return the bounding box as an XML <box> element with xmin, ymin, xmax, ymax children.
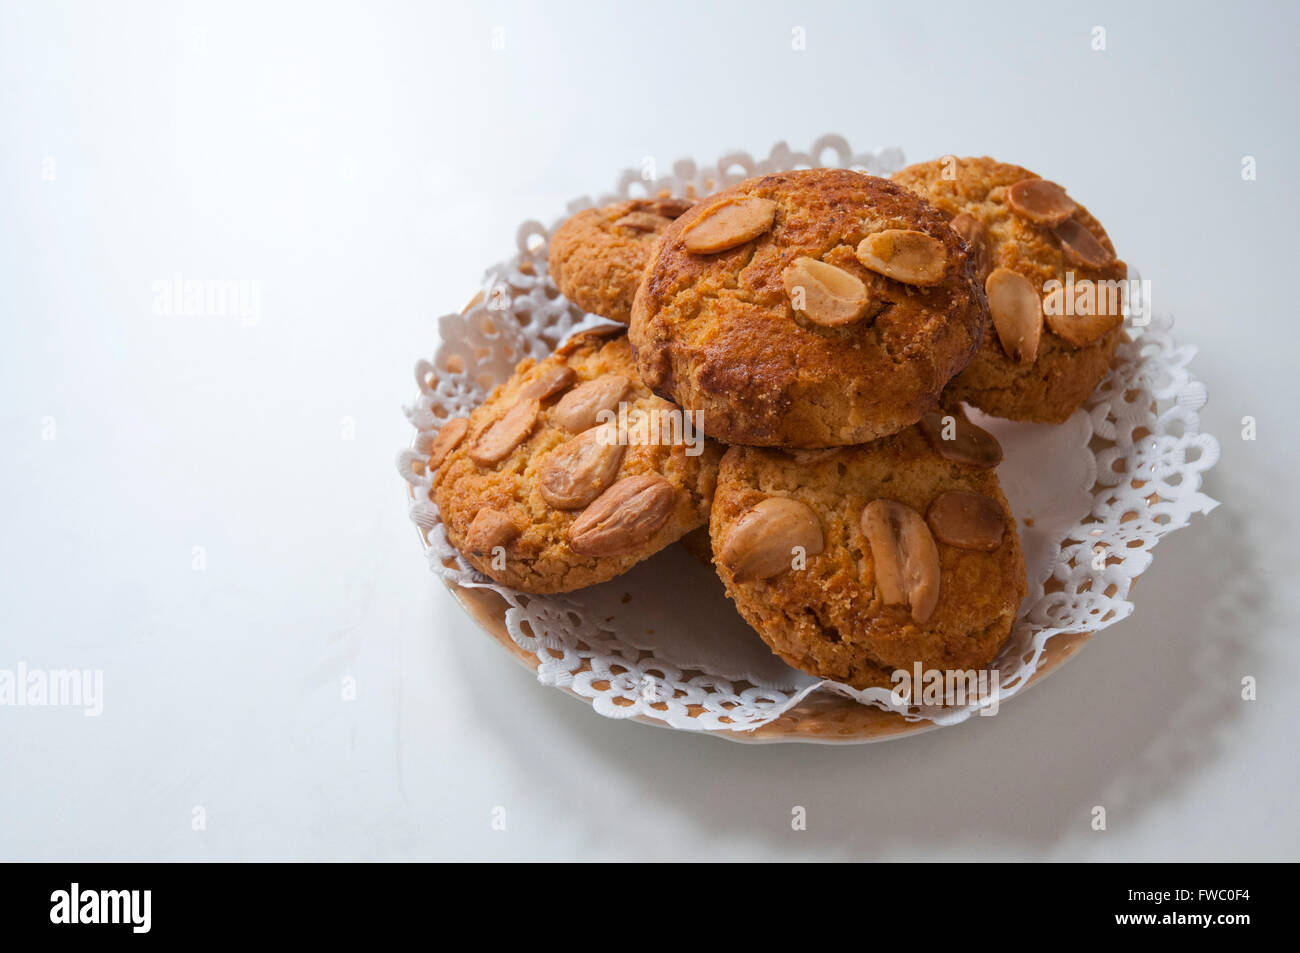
<box><xmin>781</xmin><ymin>257</ymin><xmax>873</xmax><ymax>327</ymax></box>
<box><xmin>518</xmin><ymin>365</ymin><xmax>576</xmax><ymax>403</ymax></box>
<box><xmin>567</xmin><ymin>474</ymin><xmax>676</xmax><ymax>556</ymax></box>
<box><xmin>719</xmin><ymin>496</ymin><xmax>825</xmax><ymax>582</ymax></box>
<box><xmin>855</xmin><ymin>229</ymin><xmax>948</xmax><ymax>286</ymax></box>
<box><xmin>1045</xmin><ymin>279</ymin><xmax>1124</xmax><ymax>347</ymax></box>
<box><xmin>1054</xmin><ymin>218</ymin><xmax>1113</xmax><ymax>268</ymax></box>
<box><xmin>427</xmin><ymin>417</ymin><xmax>468</xmax><ymax>470</ymax></box>
<box><xmin>919</xmin><ymin>410</ymin><xmax>1003</xmax><ymax>469</ymax></box>
<box><xmin>552</xmin><ymin>373</ymin><xmax>630</xmax><ymax>433</ymax></box>
<box><xmin>985</xmin><ymin>267</ymin><xmax>1043</xmax><ymax>363</ymax></box>
<box><xmin>538</xmin><ymin>424</ymin><xmax>626</xmax><ymax>510</ymax></box>
<box><xmin>1006</xmin><ymin>178</ymin><xmax>1077</xmax><ymax>225</ymax></box>
<box><xmin>926</xmin><ymin>490</ymin><xmax>1007</xmax><ymax>551</ymax></box>
<box><xmin>465</xmin><ymin>508</ymin><xmax>519</xmax><ymax>555</ymax></box>
<box><xmin>861</xmin><ymin>499</ymin><xmax>941</xmax><ymax>625</ymax></box>
<box><xmin>682</xmin><ymin>196</ymin><xmax>778</xmax><ymax>254</ymax></box>
<box><xmin>469</xmin><ymin>398</ymin><xmax>541</xmax><ymax>465</ymax></box>
<box><xmin>616</xmin><ymin>211</ymin><xmax>673</xmax><ymax>233</ymax></box>
<box><xmin>949</xmin><ymin>212</ymin><xmax>991</xmax><ymax>280</ymax></box>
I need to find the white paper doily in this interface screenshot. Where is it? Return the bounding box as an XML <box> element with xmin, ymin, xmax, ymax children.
<box><xmin>396</xmin><ymin>136</ymin><xmax>1220</xmax><ymax>738</ymax></box>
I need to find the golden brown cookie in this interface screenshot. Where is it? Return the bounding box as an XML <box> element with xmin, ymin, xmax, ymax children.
<box><xmin>893</xmin><ymin>156</ymin><xmax>1127</xmax><ymax>422</ymax></box>
<box><xmin>710</xmin><ymin>417</ymin><xmax>1026</xmax><ymax>689</ymax></box>
<box><xmin>547</xmin><ymin>197</ymin><xmax>695</xmax><ymax>323</ymax></box>
<box><xmin>430</xmin><ymin>329</ymin><xmax>722</xmax><ymax>593</ymax></box>
<box><xmin>628</xmin><ymin>169</ymin><xmax>988</xmax><ymax>447</ymax></box>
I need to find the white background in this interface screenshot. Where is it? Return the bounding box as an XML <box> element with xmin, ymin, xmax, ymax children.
<box><xmin>1</xmin><ymin>0</ymin><xmax>1296</xmax><ymax>861</ymax></box>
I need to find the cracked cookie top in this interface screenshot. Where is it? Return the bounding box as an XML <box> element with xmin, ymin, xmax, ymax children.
<box><xmin>628</xmin><ymin>169</ymin><xmax>988</xmax><ymax>447</ymax></box>
<box><xmin>709</xmin><ymin>419</ymin><xmax>1026</xmax><ymax>690</ymax></box>
<box><xmin>429</xmin><ymin>329</ymin><xmax>723</xmax><ymax>594</ymax></box>
<box><xmin>893</xmin><ymin>156</ymin><xmax>1128</xmax><ymax>423</ymax></box>
<box><xmin>548</xmin><ymin>197</ymin><xmax>694</xmax><ymax>324</ymax></box>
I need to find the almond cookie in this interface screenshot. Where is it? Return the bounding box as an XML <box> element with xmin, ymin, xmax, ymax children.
<box><xmin>548</xmin><ymin>197</ymin><xmax>695</xmax><ymax>323</ymax></box>
<box><xmin>628</xmin><ymin>169</ymin><xmax>988</xmax><ymax>447</ymax></box>
<box><xmin>893</xmin><ymin>156</ymin><xmax>1127</xmax><ymax>422</ymax></box>
<box><xmin>710</xmin><ymin>418</ymin><xmax>1026</xmax><ymax>689</ymax></box>
<box><xmin>430</xmin><ymin>328</ymin><xmax>722</xmax><ymax>593</ymax></box>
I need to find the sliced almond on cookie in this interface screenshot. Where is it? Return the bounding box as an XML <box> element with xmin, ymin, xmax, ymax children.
<box><xmin>719</xmin><ymin>496</ymin><xmax>825</xmax><ymax>582</ymax></box>
<box><xmin>567</xmin><ymin>474</ymin><xmax>676</xmax><ymax>556</ymax></box>
<box><xmin>949</xmin><ymin>212</ymin><xmax>991</xmax><ymax>279</ymax></box>
<box><xmin>855</xmin><ymin>229</ymin><xmax>948</xmax><ymax>286</ymax></box>
<box><xmin>427</xmin><ymin>417</ymin><xmax>468</xmax><ymax>470</ymax></box>
<box><xmin>781</xmin><ymin>257</ymin><xmax>873</xmax><ymax>327</ymax></box>
<box><xmin>469</xmin><ymin>398</ymin><xmax>541</xmax><ymax>465</ymax></box>
<box><xmin>1044</xmin><ymin>282</ymin><xmax>1125</xmax><ymax>347</ymax></box>
<box><xmin>645</xmin><ymin>197</ymin><xmax>694</xmax><ymax>218</ymax></box>
<box><xmin>538</xmin><ymin>424</ymin><xmax>626</xmax><ymax>510</ymax></box>
<box><xmin>926</xmin><ymin>490</ymin><xmax>1007</xmax><ymax>551</ymax></box>
<box><xmin>1054</xmin><ymin>218</ymin><xmax>1113</xmax><ymax>268</ymax></box>
<box><xmin>919</xmin><ymin>410</ymin><xmax>1003</xmax><ymax>469</ymax></box>
<box><xmin>682</xmin><ymin>196</ymin><xmax>778</xmax><ymax>254</ymax></box>
<box><xmin>615</xmin><ymin>211</ymin><xmax>673</xmax><ymax>233</ymax></box>
<box><xmin>518</xmin><ymin>365</ymin><xmax>576</xmax><ymax>403</ymax></box>
<box><xmin>861</xmin><ymin>499</ymin><xmax>941</xmax><ymax>625</ymax></box>
<box><xmin>1006</xmin><ymin>179</ymin><xmax>1076</xmax><ymax>225</ymax></box>
<box><xmin>552</xmin><ymin>373</ymin><xmax>630</xmax><ymax>433</ymax></box>
<box><xmin>985</xmin><ymin>267</ymin><xmax>1043</xmax><ymax>364</ymax></box>
<box><xmin>465</xmin><ymin>508</ymin><xmax>520</xmax><ymax>555</ymax></box>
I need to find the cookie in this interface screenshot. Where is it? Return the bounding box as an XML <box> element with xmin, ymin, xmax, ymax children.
<box><xmin>548</xmin><ymin>197</ymin><xmax>695</xmax><ymax>323</ymax></box>
<box><xmin>709</xmin><ymin>415</ymin><xmax>1026</xmax><ymax>689</ymax></box>
<box><xmin>628</xmin><ymin>168</ymin><xmax>988</xmax><ymax>447</ymax></box>
<box><xmin>893</xmin><ymin>156</ymin><xmax>1127</xmax><ymax>422</ymax></box>
<box><xmin>430</xmin><ymin>328</ymin><xmax>722</xmax><ymax>593</ymax></box>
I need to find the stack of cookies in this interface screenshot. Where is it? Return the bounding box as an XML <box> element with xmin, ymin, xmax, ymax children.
<box><xmin>426</xmin><ymin>158</ymin><xmax>1126</xmax><ymax>691</ymax></box>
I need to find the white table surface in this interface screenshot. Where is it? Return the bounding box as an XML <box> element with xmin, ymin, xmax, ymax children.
<box><xmin>2</xmin><ymin>0</ymin><xmax>1296</xmax><ymax>861</ymax></box>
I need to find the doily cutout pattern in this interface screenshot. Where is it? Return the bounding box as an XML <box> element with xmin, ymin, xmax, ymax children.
<box><xmin>397</xmin><ymin>138</ymin><xmax>1219</xmax><ymax>734</ymax></box>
